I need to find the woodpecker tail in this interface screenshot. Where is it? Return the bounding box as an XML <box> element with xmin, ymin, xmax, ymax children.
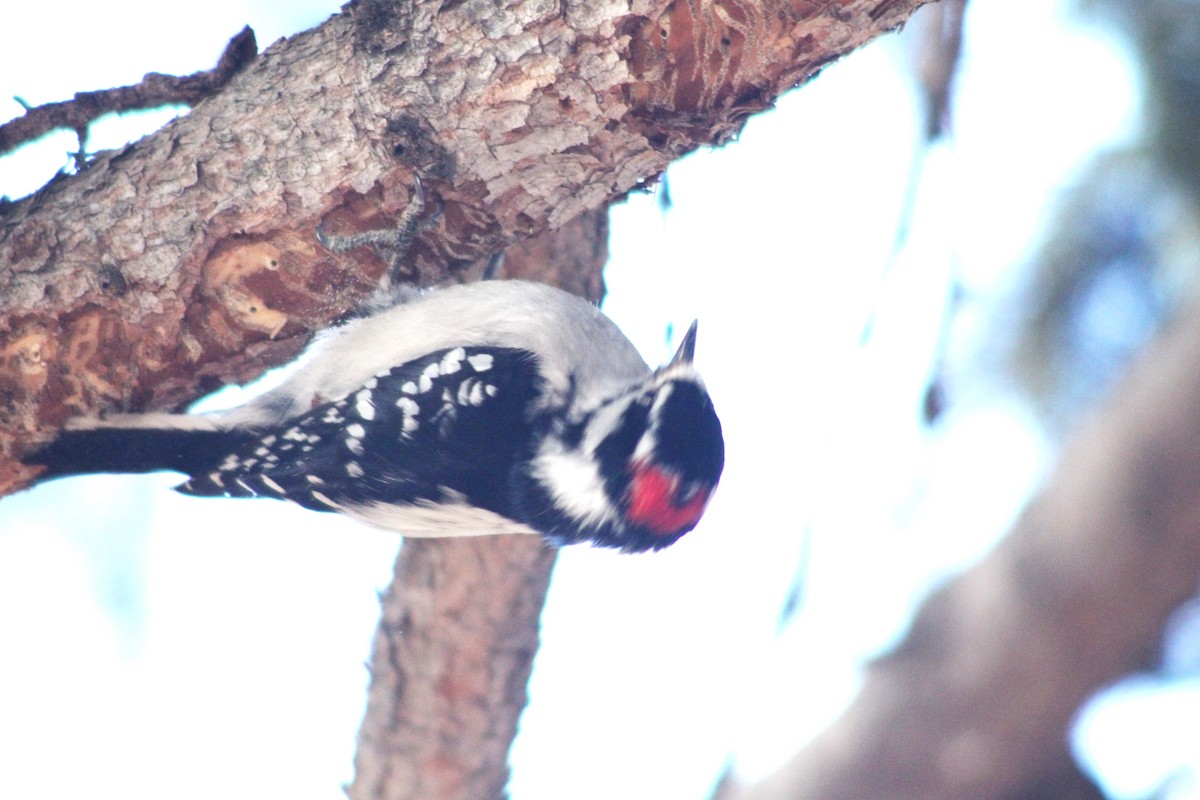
<box><xmin>26</xmin><ymin>417</ymin><xmax>258</xmax><ymax>483</ymax></box>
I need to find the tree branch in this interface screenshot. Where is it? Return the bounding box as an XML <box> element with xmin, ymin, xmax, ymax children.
<box><xmin>0</xmin><ymin>0</ymin><xmax>930</xmax><ymax>494</ymax></box>
<box><xmin>0</xmin><ymin>26</ymin><xmax>258</xmax><ymax>157</ymax></box>
<box><xmin>0</xmin><ymin>3</ymin><xmax>934</xmax><ymax>797</ymax></box>
<box><xmin>352</xmin><ymin>536</ymin><xmax>557</xmax><ymax>800</ymax></box>
<box><xmin>733</xmin><ymin>289</ymin><xmax>1200</xmax><ymax>799</ymax></box>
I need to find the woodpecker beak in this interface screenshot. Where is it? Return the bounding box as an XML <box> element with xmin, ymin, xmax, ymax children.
<box><xmin>670</xmin><ymin>320</ymin><xmax>698</xmax><ymax>366</ymax></box>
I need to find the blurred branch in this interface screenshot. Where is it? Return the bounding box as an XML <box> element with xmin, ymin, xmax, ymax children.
<box><xmin>735</xmin><ymin>287</ymin><xmax>1200</xmax><ymax>799</ymax></box>
<box><xmin>908</xmin><ymin>0</ymin><xmax>967</xmax><ymax>141</ymax></box>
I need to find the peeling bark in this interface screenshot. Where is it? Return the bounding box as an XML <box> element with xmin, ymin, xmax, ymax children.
<box><xmin>0</xmin><ymin>3</ymin><xmax>933</xmax><ymax>799</ymax></box>
<box><xmin>0</xmin><ymin>0</ymin><xmax>928</xmax><ymax>493</ymax></box>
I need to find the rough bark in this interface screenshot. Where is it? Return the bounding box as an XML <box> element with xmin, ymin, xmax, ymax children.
<box><xmin>352</xmin><ymin>535</ymin><xmax>557</xmax><ymax>800</ymax></box>
<box><xmin>732</xmin><ymin>290</ymin><xmax>1200</xmax><ymax>799</ymax></box>
<box><xmin>0</xmin><ymin>0</ymin><xmax>928</xmax><ymax>493</ymax></box>
<box><xmin>0</xmin><ymin>3</ymin><xmax>931</xmax><ymax>799</ymax></box>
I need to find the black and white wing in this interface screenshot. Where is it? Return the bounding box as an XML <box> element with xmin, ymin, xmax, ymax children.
<box><xmin>178</xmin><ymin>346</ymin><xmax>545</xmax><ymax>532</ymax></box>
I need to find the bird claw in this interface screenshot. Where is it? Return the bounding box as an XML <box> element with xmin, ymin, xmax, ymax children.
<box><xmin>317</xmin><ymin>174</ymin><xmax>440</xmax><ymax>285</ymax></box>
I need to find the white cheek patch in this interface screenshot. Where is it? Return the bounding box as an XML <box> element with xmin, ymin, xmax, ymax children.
<box><xmin>525</xmin><ymin>392</ymin><xmax>648</xmax><ymax>530</ymax></box>
<box><xmin>532</xmin><ymin>444</ymin><xmax>619</xmax><ymax>528</ymax></box>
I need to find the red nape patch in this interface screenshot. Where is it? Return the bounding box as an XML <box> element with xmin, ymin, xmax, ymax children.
<box><xmin>625</xmin><ymin>462</ymin><xmax>711</xmax><ymax>536</ymax></box>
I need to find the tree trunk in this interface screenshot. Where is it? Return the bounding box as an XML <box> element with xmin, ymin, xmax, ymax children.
<box><xmin>0</xmin><ymin>2</ymin><xmax>932</xmax><ymax>798</ymax></box>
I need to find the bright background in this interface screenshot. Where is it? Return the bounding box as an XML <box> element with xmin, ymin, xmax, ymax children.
<box><xmin>2</xmin><ymin>2</ymin><xmax>1197</xmax><ymax>799</ymax></box>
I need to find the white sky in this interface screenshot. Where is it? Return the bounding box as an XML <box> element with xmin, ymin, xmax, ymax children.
<box><xmin>3</xmin><ymin>2</ymin><xmax>1195</xmax><ymax>799</ymax></box>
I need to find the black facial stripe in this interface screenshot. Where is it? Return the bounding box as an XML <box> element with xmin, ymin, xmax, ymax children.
<box><xmin>592</xmin><ymin>394</ymin><xmax>653</xmax><ymax>503</ymax></box>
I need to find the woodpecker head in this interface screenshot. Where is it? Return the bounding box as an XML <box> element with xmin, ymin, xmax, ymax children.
<box><xmin>612</xmin><ymin>321</ymin><xmax>724</xmax><ymax>549</ymax></box>
<box><xmin>527</xmin><ymin>321</ymin><xmax>725</xmax><ymax>553</ymax></box>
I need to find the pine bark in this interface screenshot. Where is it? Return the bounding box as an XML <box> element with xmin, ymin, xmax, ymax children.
<box><xmin>0</xmin><ymin>3</ymin><xmax>931</xmax><ymax>799</ymax></box>
<box><xmin>0</xmin><ymin>0</ymin><xmax>928</xmax><ymax>490</ymax></box>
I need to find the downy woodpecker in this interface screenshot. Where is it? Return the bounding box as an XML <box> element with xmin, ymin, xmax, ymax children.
<box><xmin>27</xmin><ymin>280</ymin><xmax>725</xmax><ymax>553</ymax></box>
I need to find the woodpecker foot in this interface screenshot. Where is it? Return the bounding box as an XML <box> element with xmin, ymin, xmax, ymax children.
<box><xmin>317</xmin><ymin>174</ymin><xmax>443</xmax><ymax>286</ymax></box>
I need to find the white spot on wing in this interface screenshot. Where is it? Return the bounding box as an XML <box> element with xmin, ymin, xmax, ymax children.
<box><xmin>346</xmin><ymin>438</ymin><xmax>365</xmax><ymax>456</ymax></box>
<box><xmin>419</xmin><ymin>362</ymin><xmax>440</xmax><ymax>392</ymax></box>
<box><xmin>310</xmin><ymin>490</ymin><xmax>341</xmax><ymax>509</ymax></box>
<box><xmin>346</xmin><ymin>423</ymin><xmax>366</xmax><ymax>438</ymax></box>
<box><xmin>468</xmin><ymin>382</ymin><xmax>486</xmax><ymax>406</ymax></box>
<box><xmin>396</xmin><ymin>395</ymin><xmax>421</xmax><ymax>437</ymax></box>
<box><xmin>434</xmin><ymin>388</ymin><xmax>458</xmax><ymax>430</ymax></box>
<box><xmin>456</xmin><ymin>381</ymin><xmax>473</xmax><ymax>406</ymax></box>
<box><xmin>346</xmin><ymin>461</ymin><xmax>365</xmax><ymax>478</ymax></box>
<box><xmin>355</xmin><ymin>389</ymin><xmax>376</xmax><ymax>420</ymax></box>
<box><xmin>402</xmin><ymin>381</ymin><xmax>418</xmax><ymax>394</ymax></box>
<box><xmin>440</xmin><ymin>347</ymin><xmax>466</xmax><ymax>375</ymax></box>
<box><xmin>467</xmin><ymin>353</ymin><xmax>494</xmax><ymax>372</ymax></box>
<box><xmin>260</xmin><ymin>475</ymin><xmax>286</xmax><ymax>495</ymax></box>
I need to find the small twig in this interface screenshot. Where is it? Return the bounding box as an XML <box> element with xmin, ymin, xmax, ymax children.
<box><xmin>0</xmin><ymin>26</ymin><xmax>257</xmax><ymax>157</ymax></box>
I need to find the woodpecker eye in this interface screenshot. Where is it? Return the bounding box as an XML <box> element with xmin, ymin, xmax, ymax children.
<box><xmin>675</xmin><ymin>480</ymin><xmax>705</xmax><ymax>505</ymax></box>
